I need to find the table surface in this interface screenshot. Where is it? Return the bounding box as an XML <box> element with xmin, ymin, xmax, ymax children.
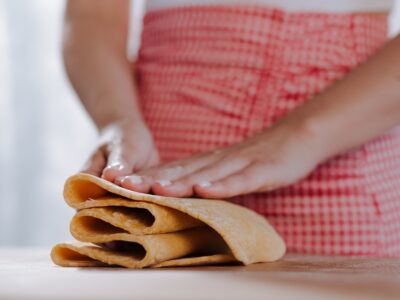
<box><xmin>1</xmin><ymin>248</ymin><xmax>400</xmax><ymax>300</ymax></box>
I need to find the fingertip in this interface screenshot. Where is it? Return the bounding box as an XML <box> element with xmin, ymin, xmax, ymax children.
<box><xmin>151</xmin><ymin>181</ymin><xmax>192</xmax><ymax>198</ymax></box>
<box><xmin>193</xmin><ymin>184</ymin><xmax>206</xmax><ymax>196</ymax></box>
<box><xmin>115</xmin><ymin>175</ymin><xmax>128</xmax><ymax>185</ymax></box>
<box><xmin>120</xmin><ymin>175</ymin><xmax>151</xmax><ymax>193</ymax></box>
<box><xmin>151</xmin><ymin>181</ymin><xmax>174</xmax><ymax>196</ymax></box>
<box><xmin>193</xmin><ymin>182</ymin><xmax>227</xmax><ymax>199</ymax></box>
<box><xmin>101</xmin><ymin>163</ymin><xmax>127</xmax><ymax>182</ymax></box>
<box><xmin>193</xmin><ymin>183</ymin><xmax>216</xmax><ymax>198</ymax></box>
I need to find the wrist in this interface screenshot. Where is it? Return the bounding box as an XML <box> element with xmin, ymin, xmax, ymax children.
<box><xmin>100</xmin><ymin>117</ymin><xmax>147</xmax><ymax>134</ymax></box>
<box><xmin>96</xmin><ymin>111</ymin><xmax>145</xmax><ymax>132</ymax></box>
<box><xmin>274</xmin><ymin>110</ymin><xmax>334</xmax><ymax>166</ymax></box>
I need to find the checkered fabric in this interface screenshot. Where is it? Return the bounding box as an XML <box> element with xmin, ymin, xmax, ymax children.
<box><xmin>136</xmin><ymin>5</ymin><xmax>400</xmax><ymax>257</ymax></box>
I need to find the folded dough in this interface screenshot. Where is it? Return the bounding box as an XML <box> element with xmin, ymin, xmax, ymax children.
<box><xmin>51</xmin><ymin>173</ymin><xmax>286</xmax><ymax>268</ymax></box>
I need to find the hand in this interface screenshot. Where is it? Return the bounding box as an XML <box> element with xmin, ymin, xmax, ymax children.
<box><xmin>117</xmin><ymin>120</ymin><xmax>325</xmax><ymax>198</ymax></box>
<box><xmin>81</xmin><ymin>120</ymin><xmax>159</xmax><ymax>183</ymax></box>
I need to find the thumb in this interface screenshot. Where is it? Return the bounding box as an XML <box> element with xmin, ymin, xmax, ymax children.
<box><xmin>80</xmin><ymin>148</ymin><xmax>107</xmax><ymax>177</ymax></box>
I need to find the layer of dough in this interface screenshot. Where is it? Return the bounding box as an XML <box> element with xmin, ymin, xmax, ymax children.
<box><xmin>51</xmin><ymin>173</ymin><xmax>286</xmax><ymax>268</ymax></box>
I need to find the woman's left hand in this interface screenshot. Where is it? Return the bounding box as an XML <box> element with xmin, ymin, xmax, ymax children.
<box><xmin>117</xmin><ymin>120</ymin><xmax>325</xmax><ymax>199</ymax></box>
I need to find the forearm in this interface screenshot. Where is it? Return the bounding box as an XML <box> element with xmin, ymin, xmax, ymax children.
<box><xmin>284</xmin><ymin>34</ymin><xmax>400</xmax><ymax>163</ymax></box>
<box><xmin>63</xmin><ymin>0</ymin><xmax>143</xmax><ymax>130</ymax></box>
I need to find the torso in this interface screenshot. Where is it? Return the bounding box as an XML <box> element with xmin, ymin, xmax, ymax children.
<box><xmin>136</xmin><ymin>3</ymin><xmax>400</xmax><ymax>257</ymax></box>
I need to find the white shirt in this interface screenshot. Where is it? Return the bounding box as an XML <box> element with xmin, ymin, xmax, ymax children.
<box><xmin>146</xmin><ymin>0</ymin><xmax>394</xmax><ymax>13</ymax></box>
<box><xmin>128</xmin><ymin>0</ymin><xmax>399</xmax><ymax>59</ymax></box>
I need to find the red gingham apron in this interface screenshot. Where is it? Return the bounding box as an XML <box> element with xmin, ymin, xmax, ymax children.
<box><xmin>136</xmin><ymin>5</ymin><xmax>400</xmax><ymax>257</ymax></box>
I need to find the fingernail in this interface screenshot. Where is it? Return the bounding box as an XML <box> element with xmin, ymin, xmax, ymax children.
<box><xmin>126</xmin><ymin>175</ymin><xmax>143</xmax><ymax>185</ymax></box>
<box><xmin>198</xmin><ymin>181</ymin><xmax>212</xmax><ymax>188</ymax></box>
<box><xmin>102</xmin><ymin>164</ymin><xmax>125</xmax><ymax>179</ymax></box>
<box><xmin>115</xmin><ymin>176</ymin><xmax>127</xmax><ymax>185</ymax></box>
<box><xmin>108</xmin><ymin>163</ymin><xmax>124</xmax><ymax>171</ymax></box>
<box><xmin>157</xmin><ymin>179</ymin><xmax>172</xmax><ymax>187</ymax></box>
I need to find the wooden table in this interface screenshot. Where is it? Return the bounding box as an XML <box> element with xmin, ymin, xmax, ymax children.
<box><xmin>1</xmin><ymin>248</ymin><xmax>399</xmax><ymax>300</ymax></box>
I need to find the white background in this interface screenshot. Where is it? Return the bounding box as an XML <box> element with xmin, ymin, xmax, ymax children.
<box><xmin>0</xmin><ymin>0</ymin><xmax>399</xmax><ymax>246</ymax></box>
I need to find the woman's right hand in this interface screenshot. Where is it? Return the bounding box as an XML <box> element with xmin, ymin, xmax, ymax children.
<box><xmin>81</xmin><ymin>120</ymin><xmax>159</xmax><ymax>183</ymax></box>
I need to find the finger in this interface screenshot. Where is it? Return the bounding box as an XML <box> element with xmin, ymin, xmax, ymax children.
<box><xmin>101</xmin><ymin>141</ymin><xmax>140</xmax><ymax>182</ymax></box>
<box><xmin>137</xmin><ymin>149</ymin><xmax>224</xmax><ymax>184</ymax></box>
<box><xmin>80</xmin><ymin>149</ymin><xmax>107</xmax><ymax>177</ymax></box>
<box><xmin>150</xmin><ymin>179</ymin><xmax>191</xmax><ymax>198</ymax></box>
<box><xmin>151</xmin><ymin>157</ymin><xmax>249</xmax><ymax>197</ymax></box>
<box><xmin>117</xmin><ymin>174</ymin><xmax>153</xmax><ymax>194</ymax></box>
<box><xmin>115</xmin><ymin>148</ymin><xmax>160</xmax><ymax>193</ymax></box>
<box><xmin>193</xmin><ymin>164</ymin><xmax>273</xmax><ymax>199</ymax></box>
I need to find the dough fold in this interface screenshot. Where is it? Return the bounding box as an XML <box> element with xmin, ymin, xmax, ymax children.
<box><xmin>51</xmin><ymin>173</ymin><xmax>286</xmax><ymax>268</ymax></box>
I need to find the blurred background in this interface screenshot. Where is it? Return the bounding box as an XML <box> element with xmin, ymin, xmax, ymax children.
<box><xmin>0</xmin><ymin>0</ymin><xmax>144</xmax><ymax>246</ymax></box>
<box><xmin>0</xmin><ymin>0</ymin><xmax>400</xmax><ymax>247</ymax></box>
